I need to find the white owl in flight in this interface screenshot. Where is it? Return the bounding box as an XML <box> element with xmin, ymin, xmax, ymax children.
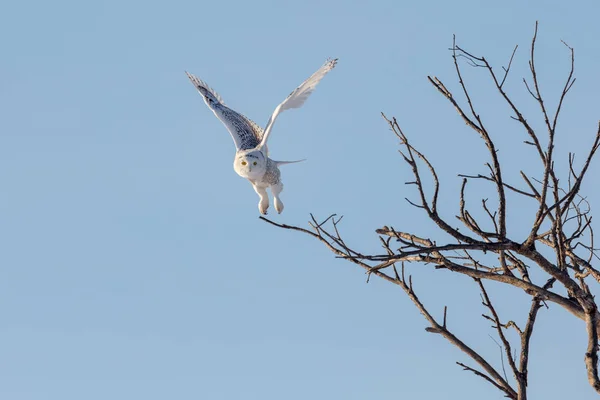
<box><xmin>186</xmin><ymin>58</ymin><xmax>337</xmax><ymax>215</ymax></box>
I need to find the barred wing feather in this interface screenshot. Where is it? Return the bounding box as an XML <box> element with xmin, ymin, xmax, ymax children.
<box><xmin>186</xmin><ymin>71</ymin><xmax>264</xmax><ymax>151</ymax></box>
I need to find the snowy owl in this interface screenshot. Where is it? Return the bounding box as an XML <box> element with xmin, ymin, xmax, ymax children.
<box><xmin>185</xmin><ymin>58</ymin><xmax>337</xmax><ymax>215</ymax></box>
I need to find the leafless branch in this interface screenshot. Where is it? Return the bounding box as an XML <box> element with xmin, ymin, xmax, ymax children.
<box><xmin>262</xmin><ymin>24</ymin><xmax>600</xmax><ymax>398</ymax></box>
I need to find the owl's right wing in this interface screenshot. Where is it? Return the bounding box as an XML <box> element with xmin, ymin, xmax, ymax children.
<box><xmin>186</xmin><ymin>72</ymin><xmax>264</xmax><ymax>151</ymax></box>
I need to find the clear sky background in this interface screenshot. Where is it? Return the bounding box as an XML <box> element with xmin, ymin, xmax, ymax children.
<box><xmin>1</xmin><ymin>0</ymin><xmax>600</xmax><ymax>399</ymax></box>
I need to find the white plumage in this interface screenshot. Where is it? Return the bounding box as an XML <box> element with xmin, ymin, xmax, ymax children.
<box><xmin>186</xmin><ymin>58</ymin><xmax>337</xmax><ymax>214</ymax></box>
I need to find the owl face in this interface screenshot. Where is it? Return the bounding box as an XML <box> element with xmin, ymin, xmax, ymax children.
<box><xmin>233</xmin><ymin>149</ymin><xmax>267</xmax><ymax>180</ymax></box>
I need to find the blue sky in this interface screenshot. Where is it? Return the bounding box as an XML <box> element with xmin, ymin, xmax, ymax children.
<box><xmin>1</xmin><ymin>0</ymin><xmax>599</xmax><ymax>398</ymax></box>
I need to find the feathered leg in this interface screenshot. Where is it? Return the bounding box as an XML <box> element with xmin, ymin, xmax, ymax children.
<box><xmin>252</xmin><ymin>184</ymin><xmax>269</xmax><ymax>215</ymax></box>
<box><xmin>271</xmin><ymin>182</ymin><xmax>284</xmax><ymax>214</ymax></box>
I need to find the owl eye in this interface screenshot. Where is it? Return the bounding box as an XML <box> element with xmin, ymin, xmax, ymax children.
<box><xmin>241</xmin><ymin>161</ymin><xmax>247</xmax><ymax>166</ymax></box>
<box><xmin>253</xmin><ymin>161</ymin><xmax>257</xmax><ymax>166</ymax></box>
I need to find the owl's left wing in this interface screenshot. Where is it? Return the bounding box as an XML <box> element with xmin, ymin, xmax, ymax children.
<box><xmin>257</xmin><ymin>58</ymin><xmax>337</xmax><ymax>151</ymax></box>
<box><xmin>186</xmin><ymin>71</ymin><xmax>265</xmax><ymax>151</ymax></box>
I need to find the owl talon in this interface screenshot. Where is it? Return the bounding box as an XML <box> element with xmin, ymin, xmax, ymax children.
<box><xmin>272</xmin><ymin>183</ymin><xmax>284</xmax><ymax>214</ymax></box>
<box><xmin>274</xmin><ymin>198</ymin><xmax>284</xmax><ymax>214</ymax></box>
<box><xmin>259</xmin><ymin>204</ymin><xmax>269</xmax><ymax>215</ymax></box>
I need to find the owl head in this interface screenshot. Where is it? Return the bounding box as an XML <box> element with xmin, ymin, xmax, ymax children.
<box><xmin>233</xmin><ymin>149</ymin><xmax>267</xmax><ymax>180</ymax></box>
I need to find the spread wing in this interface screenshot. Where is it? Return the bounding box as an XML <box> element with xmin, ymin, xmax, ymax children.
<box><xmin>186</xmin><ymin>72</ymin><xmax>264</xmax><ymax>151</ymax></box>
<box><xmin>257</xmin><ymin>58</ymin><xmax>337</xmax><ymax>151</ymax></box>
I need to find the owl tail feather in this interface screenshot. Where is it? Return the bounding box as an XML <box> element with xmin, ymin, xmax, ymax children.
<box><xmin>274</xmin><ymin>159</ymin><xmax>306</xmax><ymax>167</ymax></box>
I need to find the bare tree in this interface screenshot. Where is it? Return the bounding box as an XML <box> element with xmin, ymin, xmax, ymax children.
<box><xmin>261</xmin><ymin>23</ymin><xmax>600</xmax><ymax>400</ymax></box>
